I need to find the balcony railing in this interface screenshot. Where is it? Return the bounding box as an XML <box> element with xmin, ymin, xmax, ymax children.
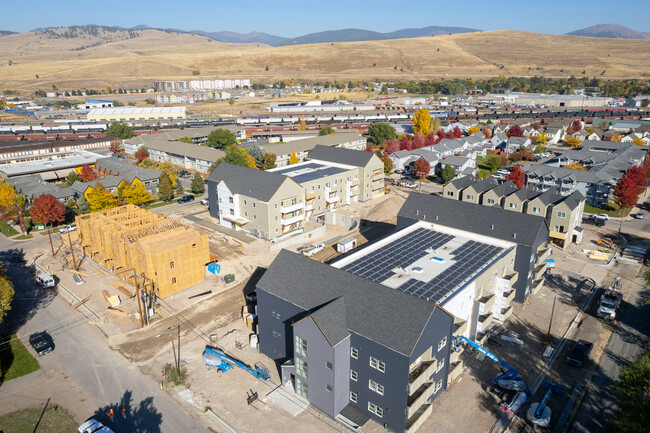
<box><xmin>405</xmin><ymin>403</ymin><xmax>433</xmax><ymax>433</ymax></box>
<box><xmin>534</xmin><ymin>263</ymin><xmax>547</xmax><ymax>280</ymax></box>
<box><xmin>478</xmin><ymin>294</ymin><xmax>496</xmax><ymax>314</ymax></box>
<box><xmin>504</xmin><ymin>290</ymin><xmax>516</xmax><ymax>303</ymax></box>
<box><xmin>281</xmin><ymin>202</ymin><xmax>304</xmax><ymax>213</ymax></box>
<box><xmin>453</xmin><ymin>319</ymin><xmax>468</xmax><ymax>337</ymax></box>
<box><xmin>501</xmin><ymin>306</ymin><xmax>514</xmax><ymax>322</ymax></box>
<box><xmin>407</xmin><ymin>382</ymin><xmax>436</xmax><ymax>418</ymax></box>
<box><xmin>532</xmin><ymin>278</ymin><xmax>544</xmax><ymax>294</ymax></box>
<box><xmin>537</xmin><ymin>247</ymin><xmax>550</xmax><ymax>263</ymax></box>
<box><xmin>408</xmin><ymin>360</ymin><xmax>436</xmax><ymax>394</ymax></box>
<box><xmin>477</xmin><ymin>312</ymin><xmax>493</xmax><ymax>332</ymax></box>
<box><xmin>281</xmin><ymin>214</ymin><xmax>305</xmax><ymax>225</ymax></box>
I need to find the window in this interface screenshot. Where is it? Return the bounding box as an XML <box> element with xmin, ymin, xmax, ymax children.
<box><xmin>438</xmin><ymin>337</ymin><xmax>447</xmax><ymax>351</ymax></box>
<box><xmin>229</xmin><ymin>197</ymin><xmax>233</xmax><ymax>204</ymax></box>
<box><xmin>326</xmin><ymin>361</ymin><xmax>332</xmax><ymax>370</ymax></box>
<box><xmin>229</xmin><ymin>209</ymin><xmax>234</xmax><ymax>216</ymax></box>
<box><xmin>368</xmin><ymin>402</ymin><xmax>383</xmax><ymax>418</ymax></box>
<box><xmin>350</xmin><ymin>370</ymin><xmax>358</xmax><ymax>381</ymax></box>
<box><xmin>275</xmin><ymin>216</ymin><xmax>278</xmax><ymax>221</ymax></box>
<box><xmin>434</xmin><ymin>379</ymin><xmax>443</xmax><ymax>393</ymax></box>
<box><xmin>244</xmin><ymin>212</ymin><xmax>248</xmax><ymax>217</ymax></box>
<box><xmin>369</xmin><ymin>380</ymin><xmax>384</xmax><ymax>395</ymax></box>
<box><xmin>326</xmin><ymin>384</ymin><xmax>332</xmax><ymax>393</ymax></box>
<box><xmin>243</xmin><ymin>200</ymin><xmax>247</xmax><ymax>205</ymax></box>
<box><xmin>296</xmin><ymin>358</ymin><xmax>308</xmax><ymax>378</ymax></box>
<box><xmin>275</xmin><ymin>204</ymin><xmax>278</xmax><ymax>208</ymax></box>
<box><xmin>295</xmin><ymin>336</ymin><xmax>308</xmax><ymax>357</ymax></box>
<box><xmin>532</xmin><ymin>207</ymin><xmax>541</xmax><ymax>213</ymax></box>
<box><xmin>446</xmin><ymin>191</ymin><xmax>454</xmax><ymax>197</ymax></box>
<box><xmin>557</xmin><ymin>211</ymin><xmax>566</xmax><ymax>218</ymax></box>
<box><xmin>466</xmin><ymin>194</ymin><xmax>474</xmax><ymax>200</ymax></box>
<box><xmin>509</xmin><ymin>202</ymin><xmax>518</xmax><ymax>209</ymax></box>
<box><xmin>436</xmin><ymin>358</ymin><xmax>445</xmax><ymax>373</ymax></box>
<box><xmin>296</xmin><ymin>378</ymin><xmax>308</xmax><ymax>399</ymax></box>
<box><xmin>369</xmin><ymin>356</ymin><xmax>385</xmax><ymax>373</ymax></box>
<box><xmin>170</xmin><ymin>261</ymin><xmax>175</xmax><ymax>269</ymax></box>
<box><xmin>171</xmin><ymin>277</ymin><xmax>176</xmax><ymax>284</ymax></box>
<box><xmin>486</xmin><ymin>198</ymin><xmax>495</xmax><ymax>204</ymax></box>
<box><xmin>554</xmin><ymin>225</ymin><xmax>560</xmax><ymax>232</ymax></box>
<box><xmin>351</xmin><ymin>347</ymin><xmax>358</xmax><ymax>359</ymax></box>
<box><xmin>253</xmin><ymin>215</ymin><xmax>257</xmax><ymax>220</ymax></box>
<box><xmin>253</xmin><ymin>203</ymin><xmax>256</xmax><ymax>208</ymax></box>
<box><xmin>350</xmin><ymin>392</ymin><xmax>357</xmax><ymax>403</ymax></box>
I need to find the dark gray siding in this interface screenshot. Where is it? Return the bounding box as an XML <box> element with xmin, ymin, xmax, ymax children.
<box><xmin>512</xmin><ymin>245</ymin><xmax>534</xmax><ymax>303</ymax></box>
<box><xmin>206</xmin><ymin>178</ymin><xmax>219</xmax><ymax>219</ymax></box>
<box><xmin>257</xmin><ymin>290</ymin><xmax>306</xmax><ymax>362</ymax></box>
<box><xmin>349</xmin><ymin>334</ymin><xmax>410</xmax><ymax>433</ymax></box>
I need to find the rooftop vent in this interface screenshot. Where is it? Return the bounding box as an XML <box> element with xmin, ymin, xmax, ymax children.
<box><xmin>513</xmin><ymin>233</ymin><xmax>517</xmax><ymax>239</ymax></box>
<box><xmin>491</xmin><ymin>224</ymin><xmax>495</xmax><ymax>230</ymax></box>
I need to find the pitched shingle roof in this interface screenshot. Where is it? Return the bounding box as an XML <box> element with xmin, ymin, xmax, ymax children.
<box><xmin>308</xmin><ymin>144</ymin><xmax>376</xmax><ymax>167</ymax></box>
<box><xmin>206</xmin><ymin>162</ymin><xmax>295</xmax><ymax>202</ymax></box>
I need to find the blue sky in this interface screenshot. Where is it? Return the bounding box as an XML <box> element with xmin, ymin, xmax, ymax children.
<box><xmin>2</xmin><ymin>0</ymin><xmax>649</xmax><ymax>36</ymax></box>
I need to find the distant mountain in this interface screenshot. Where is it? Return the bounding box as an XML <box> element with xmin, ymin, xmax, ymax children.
<box><xmin>0</xmin><ymin>30</ymin><xmax>16</xmax><ymax>37</ymax></box>
<box><xmin>274</xmin><ymin>25</ymin><xmax>479</xmax><ymax>46</ymax></box>
<box><xmin>192</xmin><ymin>30</ymin><xmax>286</xmax><ymax>45</ymax></box>
<box><xmin>566</xmin><ymin>24</ymin><xmax>650</xmax><ymax>39</ymax></box>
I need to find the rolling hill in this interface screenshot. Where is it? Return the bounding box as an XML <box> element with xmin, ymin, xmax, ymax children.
<box><xmin>566</xmin><ymin>24</ymin><xmax>650</xmax><ymax>39</ymax></box>
<box><xmin>0</xmin><ymin>27</ymin><xmax>649</xmax><ymax>91</ymax></box>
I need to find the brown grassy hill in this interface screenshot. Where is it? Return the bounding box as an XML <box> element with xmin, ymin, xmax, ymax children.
<box><xmin>0</xmin><ymin>29</ymin><xmax>648</xmax><ymax>91</ymax></box>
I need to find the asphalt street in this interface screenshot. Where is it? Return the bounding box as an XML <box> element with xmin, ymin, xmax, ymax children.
<box><xmin>0</xmin><ymin>235</ymin><xmax>211</xmax><ymax>432</ymax></box>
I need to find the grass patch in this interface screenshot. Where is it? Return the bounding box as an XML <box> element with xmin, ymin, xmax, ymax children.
<box><xmin>13</xmin><ymin>234</ymin><xmax>33</xmax><ymax>240</ymax></box>
<box><xmin>0</xmin><ymin>334</ymin><xmax>40</xmax><ymax>382</ymax></box>
<box><xmin>584</xmin><ymin>203</ymin><xmax>632</xmax><ymax>217</ymax></box>
<box><xmin>0</xmin><ymin>221</ymin><xmax>19</xmax><ymax>237</ymax></box>
<box><xmin>144</xmin><ymin>201</ymin><xmax>173</xmax><ymax>210</ymax></box>
<box><xmin>0</xmin><ymin>405</ymin><xmax>78</xmax><ymax>433</ymax></box>
<box><xmin>164</xmin><ymin>363</ymin><xmax>188</xmax><ymax>386</ymax></box>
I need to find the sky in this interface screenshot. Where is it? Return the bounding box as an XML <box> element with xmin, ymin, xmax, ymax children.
<box><xmin>2</xmin><ymin>0</ymin><xmax>649</xmax><ymax>37</ymax></box>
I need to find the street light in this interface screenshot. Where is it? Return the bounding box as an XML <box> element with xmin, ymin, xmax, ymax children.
<box><xmin>156</xmin><ymin>325</ymin><xmax>180</xmax><ymax>375</ymax></box>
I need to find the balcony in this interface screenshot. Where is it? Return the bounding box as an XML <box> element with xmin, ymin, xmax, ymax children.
<box><xmin>350</xmin><ymin>187</ymin><xmax>359</xmax><ymax>195</ymax></box>
<box><xmin>407</xmin><ymin>381</ymin><xmax>436</xmax><ymax>418</ymax></box>
<box><xmin>448</xmin><ymin>360</ymin><xmax>464</xmax><ymax>382</ymax></box>
<box><xmin>304</xmin><ymin>204</ymin><xmax>314</xmax><ymax>212</ymax></box>
<box><xmin>453</xmin><ymin>319</ymin><xmax>468</xmax><ymax>337</ymax></box>
<box><xmin>477</xmin><ymin>312</ymin><xmax>493</xmax><ymax>332</ymax></box>
<box><xmin>532</xmin><ymin>278</ymin><xmax>544</xmax><ymax>294</ymax></box>
<box><xmin>450</xmin><ymin>346</ymin><xmax>464</xmax><ymax>364</ymax></box>
<box><xmin>500</xmin><ymin>306</ymin><xmax>514</xmax><ymax>322</ymax></box>
<box><xmin>408</xmin><ymin>360</ymin><xmax>436</xmax><ymax>394</ymax></box>
<box><xmin>537</xmin><ymin>247</ymin><xmax>550</xmax><ymax>263</ymax></box>
<box><xmin>478</xmin><ymin>294</ymin><xmax>496</xmax><ymax>314</ymax></box>
<box><xmin>504</xmin><ymin>289</ymin><xmax>516</xmax><ymax>303</ymax></box>
<box><xmin>325</xmin><ymin>194</ymin><xmax>340</xmax><ymax>203</ymax></box>
<box><xmin>281</xmin><ymin>202</ymin><xmax>304</xmax><ymax>213</ymax></box>
<box><xmin>405</xmin><ymin>403</ymin><xmax>433</xmax><ymax>433</ymax></box>
<box><xmin>500</xmin><ymin>272</ymin><xmax>518</xmax><ymax>289</ymax></box>
<box><xmin>534</xmin><ymin>263</ymin><xmax>547</xmax><ymax>280</ymax></box>
<box><xmin>281</xmin><ymin>214</ymin><xmax>305</xmax><ymax>225</ymax></box>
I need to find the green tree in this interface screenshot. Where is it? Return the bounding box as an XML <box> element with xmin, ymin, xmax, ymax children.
<box><xmin>430</xmin><ymin>116</ymin><xmax>441</xmax><ymax>135</ymax></box>
<box><xmin>65</xmin><ymin>170</ymin><xmax>82</xmax><ymax>186</ymax></box>
<box><xmin>107</xmin><ymin>121</ymin><xmax>134</xmax><ymax>139</ymax></box>
<box><xmin>178</xmin><ymin>137</ymin><xmax>193</xmax><ymax>144</ymax></box>
<box><xmin>175</xmin><ymin>180</ymin><xmax>184</xmax><ymax>197</ymax></box>
<box><xmin>613</xmin><ymin>349</ymin><xmax>650</xmax><ymax>433</ymax></box>
<box><xmin>209</xmin><ymin>145</ymin><xmax>249</xmax><ymax>173</ymax></box>
<box><xmin>641</xmin><ymin>98</ymin><xmax>649</xmax><ymax>108</ymax></box>
<box><xmin>192</xmin><ymin>70</ymin><xmax>200</xmax><ymax>76</ymax></box>
<box><xmin>140</xmin><ymin>157</ymin><xmax>156</xmax><ymax>168</ymax></box>
<box><xmin>440</xmin><ymin>165</ymin><xmax>456</xmax><ymax>184</ymax></box>
<box><xmin>412</xmin><ymin>108</ymin><xmax>432</xmax><ymax>135</ymax></box>
<box><xmin>158</xmin><ymin>162</ymin><xmax>178</xmax><ymax>187</ymax></box>
<box><xmin>367</xmin><ymin>123</ymin><xmax>397</xmax><ymax>144</ymax></box>
<box><xmin>319</xmin><ymin>126</ymin><xmax>336</xmax><ymax>136</ymax></box>
<box><xmin>158</xmin><ymin>174</ymin><xmax>174</xmax><ymax>201</ymax></box>
<box><xmin>248</xmin><ymin>145</ymin><xmax>265</xmax><ymax>168</ymax></box>
<box><xmin>262</xmin><ymin>153</ymin><xmax>277</xmax><ymax>170</ymax></box>
<box><xmin>485</xmin><ymin>156</ymin><xmax>501</xmax><ymax>173</ymax></box>
<box><xmin>87</xmin><ymin>183</ymin><xmax>118</xmax><ymax>212</ymax></box>
<box><xmin>477</xmin><ymin>168</ymin><xmax>491</xmax><ymax>179</ymax></box>
<box><xmin>76</xmin><ymin>196</ymin><xmax>90</xmax><ymax>214</ymax></box>
<box><xmin>190</xmin><ymin>172</ymin><xmax>205</xmax><ymax>193</ymax></box>
<box><xmin>0</xmin><ymin>277</ymin><xmax>14</xmax><ymax>324</ymax></box>
<box><xmin>381</xmin><ymin>157</ymin><xmax>394</xmax><ymax>174</ymax></box>
<box><xmin>207</xmin><ymin>128</ymin><xmax>237</xmax><ymax>149</ymax></box>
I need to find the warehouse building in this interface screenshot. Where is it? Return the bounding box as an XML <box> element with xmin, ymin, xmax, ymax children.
<box><xmin>76</xmin><ymin>205</ymin><xmax>209</xmax><ymax>298</ymax></box>
<box><xmin>86</xmin><ymin>107</ymin><xmax>188</xmax><ymax>124</ymax></box>
<box><xmin>0</xmin><ymin>150</ymin><xmax>106</xmax><ymax>180</ymax></box>
<box><xmin>256</xmin><ymin>194</ymin><xmax>548</xmax><ymax>433</ymax></box>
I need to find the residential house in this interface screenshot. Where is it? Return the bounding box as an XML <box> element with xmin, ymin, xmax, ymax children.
<box><xmin>459</xmin><ymin>177</ymin><xmax>498</xmax><ymax>204</ymax></box>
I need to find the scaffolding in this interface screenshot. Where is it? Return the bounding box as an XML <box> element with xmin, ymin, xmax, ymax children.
<box><xmin>76</xmin><ymin>204</ymin><xmax>210</xmax><ymax>298</ymax></box>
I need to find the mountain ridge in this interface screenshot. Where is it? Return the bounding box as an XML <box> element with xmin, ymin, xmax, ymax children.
<box><xmin>566</xmin><ymin>23</ymin><xmax>650</xmax><ymax>39</ymax></box>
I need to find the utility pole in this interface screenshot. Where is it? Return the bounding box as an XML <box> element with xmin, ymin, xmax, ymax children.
<box><xmin>177</xmin><ymin>323</ymin><xmax>181</xmax><ymax>375</ymax></box>
<box><xmin>134</xmin><ymin>271</ymin><xmax>144</xmax><ymax>328</ymax></box>
<box><xmin>67</xmin><ymin>230</ymin><xmax>77</xmax><ymax>271</ymax></box>
<box><xmin>547</xmin><ymin>295</ymin><xmax>557</xmax><ymax>340</ymax></box>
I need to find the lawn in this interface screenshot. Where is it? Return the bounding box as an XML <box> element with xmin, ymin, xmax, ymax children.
<box><xmin>0</xmin><ymin>221</ymin><xmax>19</xmax><ymax>237</ymax></box>
<box><xmin>13</xmin><ymin>234</ymin><xmax>33</xmax><ymax>240</ymax></box>
<box><xmin>0</xmin><ymin>405</ymin><xmax>78</xmax><ymax>433</ymax></box>
<box><xmin>583</xmin><ymin>203</ymin><xmax>632</xmax><ymax>217</ymax></box>
<box><xmin>0</xmin><ymin>334</ymin><xmax>40</xmax><ymax>382</ymax></box>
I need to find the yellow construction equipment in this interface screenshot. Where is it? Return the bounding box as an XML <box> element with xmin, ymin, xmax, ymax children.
<box><xmin>597</xmin><ymin>238</ymin><xmax>613</xmax><ymax>249</ymax></box>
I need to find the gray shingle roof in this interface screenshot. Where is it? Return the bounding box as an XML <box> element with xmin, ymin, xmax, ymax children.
<box><xmin>145</xmin><ymin>139</ymin><xmax>225</xmax><ymax>162</ymax></box>
<box><xmin>257</xmin><ymin>250</ymin><xmax>438</xmax><ymax>355</ymax></box>
<box><xmin>95</xmin><ymin>158</ymin><xmax>162</xmax><ymax>182</ymax></box>
<box><xmin>206</xmin><ymin>162</ymin><xmax>295</xmax><ymax>202</ymax></box>
<box><xmin>398</xmin><ymin>192</ymin><xmax>548</xmax><ymax>247</ymax></box>
<box><xmin>448</xmin><ymin>176</ymin><xmax>477</xmax><ymax>190</ymax></box>
<box><xmin>488</xmin><ymin>180</ymin><xmax>517</xmax><ymax>197</ymax></box>
<box><xmin>308</xmin><ymin>144</ymin><xmax>376</xmax><ymax>167</ymax></box>
<box><xmin>262</xmin><ymin>133</ymin><xmax>364</xmax><ymax>157</ymax></box>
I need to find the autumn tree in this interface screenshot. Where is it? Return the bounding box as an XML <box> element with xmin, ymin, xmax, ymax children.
<box><xmin>289</xmin><ymin>152</ymin><xmax>299</xmax><ymax>165</ymax></box>
<box><xmin>506</xmin><ymin>166</ymin><xmax>526</xmax><ymax>188</ymax></box>
<box><xmin>565</xmin><ymin>137</ymin><xmax>582</xmax><ymax>148</ymax></box>
<box><xmin>607</xmin><ymin>134</ymin><xmax>622</xmax><ymax>142</ymax></box>
<box><xmin>412</xmin><ymin>109</ymin><xmax>432</xmax><ymax>135</ymax></box>
<box><xmin>364</xmin><ymin>145</ymin><xmax>374</xmax><ymax>152</ymax></box>
<box><xmin>641</xmin><ymin>155</ymin><xmax>650</xmax><ymax>179</ymax></box>
<box><xmin>158</xmin><ymin>174</ymin><xmax>174</xmax><ymax>201</ymax></box>
<box><xmin>468</xmin><ymin>125</ymin><xmax>480</xmax><ymax>135</ymax></box>
<box><xmin>399</xmin><ymin>135</ymin><xmax>412</xmax><ymax>151</ymax></box>
<box><xmin>109</xmin><ymin>141</ymin><xmax>124</xmax><ymax>156</ymax></box>
<box><xmin>178</xmin><ymin>136</ymin><xmax>193</xmax><ymax>144</ymax></box>
<box><xmin>140</xmin><ymin>157</ymin><xmax>156</xmax><ymax>168</ymax></box>
<box><xmin>440</xmin><ymin>165</ymin><xmax>456</xmax><ymax>184</ymax></box>
<box><xmin>135</xmin><ymin>147</ymin><xmax>149</xmax><ymax>163</ymax></box>
<box><xmin>247</xmin><ymin>154</ymin><xmax>258</xmax><ymax>169</ymax></box>
<box><xmin>412</xmin><ymin>133</ymin><xmax>425</xmax><ymax>149</ymax></box>
<box><xmin>29</xmin><ymin>193</ymin><xmax>65</xmax><ymax>255</ymax></box>
<box><xmin>478</xmin><ymin>169</ymin><xmax>491</xmax><ymax>179</ymax></box>
<box><xmin>0</xmin><ymin>277</ymin><xmax>14</xmax><ymax>325</ymax></box>
<box><xmin>158</xmin><ymin>162</ymin><xmax>177</xmax><ymax>187</ymax></box>
<box><xmin>0</xmin><ymin>182</ymin><xmax>26</xmax><ymax>233</ymax></box>
<box><xmin>565</xmin><ymin>162</ymin><xmax>587</xmax><ymax>170</ymax></box>
<box><xmin>209</xmin><ymin>145</ymin><xmax>250</xmax><ymax>173</ymax></box>
<box><xmin>430</xmin><ymin>116</ymin><xmax>441</xmax><ymax>135</ymax></box>
<box><xmin>319</xmin><ymin>126</ymin><xmax>336</xmax><ymax>136</ymax></box>
<box><xmin>625</xmin><ymin>166</ymin><xmax>647</xmax><ymax>196</ymax></box>
<box><xmin>120</xmin><ymin>183</ymin><xmax>153</xmax><ymax>206</ymax></box>
<box><xmin>381</xmin><ymin>157</ymin><xmax>393</xmax><ymax>174</ymax></box>
<box><xmin>453</xmin><ymin>126</ymin><xmax>463</xmax><ymax>139</ymax></box>
<box><xmin>65</xmin><ymin>170</ymin><xmax>82</xmax><ymax>186</ymax></box>
<box><xmin>80</xmin><ymin>164</ymin><xmax>97</xmax><ymax>182</ymax></box>
<box><xmin>383</xmin><ymin>139</ymin><xmax>399</xmax><ymax>156</ymax></box>
<box><xmin>507</xmin><ymin>125</ymin><xmax>523</xmax><ymax>138</ymax></box>
<box><xmin>571</xmin><ymin>120</ymin><xmax>583</xmax><ymax>132</ymax></box>
<box><xmin>482</xmin><ymin>125</ymin><xmax>491</xmax><ymax>139</ymax></box>
<box><xmin>632</xmin><ymin>138</ymin><xmax>645</xmax><ymax>147</ymax></box>
<box><xmin>536</xmin><ymin>132</ymin><xmax>549</xmax><ymax>144</ymax></box>
<box><xmin>262</xmin><ymin>153</ymin><xmax>277</xmax><ymax>170</ymax></box>
<box><xmin>297</xmin><ymin>117</ymin><xmax>307</xmax><ymax>131</ymax></box>
<box><xmin>247</xmin><ymin>145</ymin><xmax>265</xmax><ymax>168</ymax></box>
<box><xmin>367</xmin><ymin>123</ymin><xmax>396</xmax><ymax>144</ymax></box>
<box><xmin>190</xmin><ymin>172</ymin><xmax>205</xmax><ymax>193</ymax></box>
<box><xmin>87</xmin><ymin>183</ymin><xmax>118</xmax><ymax>212</ymax></box>
<box><xmin>614</xmin><ymin>175</ymin><xmax>640</xmax><ymax>214</ymax></box>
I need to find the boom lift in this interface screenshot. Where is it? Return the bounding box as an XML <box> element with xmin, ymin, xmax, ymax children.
<box><xmin>526</xmin><ymin>381</ymin><xmax>565</xmax><ymax>427</ymax></box>
<box><xmin>202</xmin><ymin>346</ymin><xmax>271</xmax><ymax>381</ymax></box>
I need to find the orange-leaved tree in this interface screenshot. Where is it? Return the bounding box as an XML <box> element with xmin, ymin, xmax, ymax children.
<box><xmin>565</xmin><ymin>162</ymin><xmax>587</xmax><ymax>171</ymax></box>
<box><xmin>506</xmin><ymin>166</ymin><xmax>526</xmax><ymax>188</ymax></box>
<box><xmin>30</xmin><ymin>193</ymin><xmax>65</xmax><ymax>255</ymax></box>
<box><xmin>80</xmin><ymin>164</ymin><xmax>97</xmax><ymax>182</ymax></box>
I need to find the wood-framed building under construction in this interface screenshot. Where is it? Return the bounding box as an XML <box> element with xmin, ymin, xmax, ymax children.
<box><xmin>76</xmin><ymin>204</ymin><xmax>209</xmax><ymax>298</ymax></box>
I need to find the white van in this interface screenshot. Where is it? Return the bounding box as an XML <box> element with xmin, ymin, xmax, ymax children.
<box><xmin>36</xmin><ymin>273</ymin><xmax>56</xmax><ymax>288</ymax></box>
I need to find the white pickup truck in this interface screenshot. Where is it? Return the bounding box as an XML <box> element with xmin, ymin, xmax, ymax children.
<box><xmin>597</xmin><ymin>277</ymin><xmax>622</xmax><ymax>320</ymax></box>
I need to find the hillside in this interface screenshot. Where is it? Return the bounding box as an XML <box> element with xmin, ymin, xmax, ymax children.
<box><xmin>567</xmin><ymin>24</ymin><xmax>650</xmax><ymax>39</ymax></box>
<box><xmin>0</xmin><ymin>29</ymin><xmax>649</xmax><ymax>91</ymax></box>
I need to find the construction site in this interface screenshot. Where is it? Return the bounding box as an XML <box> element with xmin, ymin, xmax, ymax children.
<box><xmin>75</xmin><ymin>204</ymin><xmax>210</xmax><ymax>299</ymax></box>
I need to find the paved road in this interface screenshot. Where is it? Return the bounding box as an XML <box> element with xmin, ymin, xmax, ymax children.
<box><xmin>0</xmin><ymin>242</ymin><xmax>211</xmax><ymax>433</ymax></box>
<box><xmin>569</xmin><ymin>256</ymin><xmax>650</xmax><ymax>432</ymax></box>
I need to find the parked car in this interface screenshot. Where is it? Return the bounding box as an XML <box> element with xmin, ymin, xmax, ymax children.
<box><xmin>78</xmin><ymin>419</ymin><xmax>114</xmax><ymax>433</ymax></box>
<box><xmin>633</xmin><ymin>212</ymin><xmax>644</xmax><ymax>219</ymax></box>
<box><xmin>59</xmin><ymin>225</ymin><xmax>77</xmax><ymax>234</ymax></box>
<box><xmin>177</xmin><ymin>195</ymin><xmax>195</xmax><ymax>204</ymax></box>
<box><xmin>567</xmin><ymin>340</ymin><xmax>593</xmax><ymax>367</ymax></box>
<box><xmin>200</xmin><ymin>198</ymin><xmax>209</xmax><ymax>205</ymax></box>
<box><xmin>593</xmin><ymin>214</ymin><xmax>610</xmax><ymax>221</ymax></box>
<box><xmin>36</xmin><ymin>272</ymin><xmax>56</xmax><ymax>288</ymax></box>
<box><xmin>401</xmin><ymin>180</ymin><xmax>417</xmax><ymax>188</ymax></box>
<box><xmin>29</xmin><ymin>332</ymin><xmax>53</xmax><ymax>356</ymax></box>
<box><xmin>497</xmin><ymin>169</ymin><xmax>510</xmax><ymax>176</ymax></box>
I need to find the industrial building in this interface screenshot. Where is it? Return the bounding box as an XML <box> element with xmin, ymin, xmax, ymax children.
<box><xmin>86</xmin><ymin>107</ymin><xmax>188</xmax><ymax>124</ymax></box>
<box><xmin>76</xmin><ymin>205</ymin><xmax>210</xmax><ymax>298</ymax></box>
<box><xmin>0</xmin><ymin>150</ymin><xmax>106</xmax><ymax>180</ymax></box>
<box><xmin>256</xmin><ymin>193</ymin><xmax>549</xmax><ymax>433</ymax></box>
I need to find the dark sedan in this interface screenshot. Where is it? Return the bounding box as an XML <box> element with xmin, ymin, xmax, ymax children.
<box><xmin>177</xmin><ymin>194</ymin><xmax>195</xmax><ymax>204</ymax></box>
<box><xmin>567</xmin><ymin>340</ymin><xmax>592</xmax><ymax>367</ymax></box>
<box><xmin>29</xmin><ymin>332</ymin><xmax>53</xmax><ymax>356</ymax></box>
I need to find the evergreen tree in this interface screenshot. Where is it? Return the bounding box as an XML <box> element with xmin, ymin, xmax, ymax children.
<box><xmin>158</xmin><ymin>174</ymin><xmax>174</xmax><ymax>201</ymax></box>
<box><xmin>190</xmin><ymin>173</ymin><xmax>205</xmax><ymax>193</ymax></box>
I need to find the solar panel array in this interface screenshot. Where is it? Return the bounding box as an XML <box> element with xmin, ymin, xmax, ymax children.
<box><xmin>340</xmin><ymin>228</ymin><xmax>453</xmax><ymax>283</ymax></box>
<box><xmin>292</xmin><ymin>166</ymin><xmax>348</xmax><ymax>184</ymax></box>
<box><xmin>340</xmin><ymin>229</ymin><xmax>505</xmax><ymax>304</ymax></box>
<box><xmin>395</xmin><ymin>240</ymin><xmax>504</xmax><ymax>303</ymax></box>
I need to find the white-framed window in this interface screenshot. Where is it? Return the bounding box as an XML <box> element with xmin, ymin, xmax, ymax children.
<box><xmin>368</xmin><ymin>402</ymin><xmax>383</xmax><ymax>418</ymax></box>
<box><xmin>296</xmin><ymin>377</ymin><xmax>308</xmax><ymax>399</ymax></box>
<box><xmin>486</xmin><ymin>198</ymin><xmax>495</xmax><ymax>204</ymax></box>
<box><xmin>509</xmin><ymin>202</ymin><xmax>518</xmax><ymax>209</ymax></box>
<box><xmin>229</xmin><ymin>209</ymin><xmax>234</xmax><ymax>215</ymax></box>
<box><xmin>434</xmin><ymin>379</ymin><xmax>443</xmax><ymax>393</ymax></box>
<box><xmin>436</xmin><ymin>358</ymin><xmax>445</xmax><ymax>373</ymax></box>
<box><xmin>351</xmin><ymin>347</ymin><xmax>358</xmax><ymax>359</ymax></box>
<box><xmin>350</xmin><ymin>370</ymin><xmax>358</xmax><ymax>381</ymax></box>
<box><xmin>295</xmin><ymin>336</ymin><xmax>307</xmax><ymax>357</ymax></box>
<box><xmin>350</xmin><ymin>391</ymin><xmax>357</xmax><ymax>403</ymax></box>
<box><xmin>554</xmin><ymin>225</ymin><xmax>560</xmax><ymax>232</ymax></box>
<box><xmin>466</xmin><ymin>194</ymin><xmax>474</xmax><ymax>200</ymax></box>
<box><xmin>296</xmin><ymin>357</ymin><xmax>308</xmax><ymax>379</ymax></box>
<box><xmin>326</xmin><ymin>361</ymin><xmax>332</xmax><ymax>370</ymax></box>
<box><xmin>438</xmin><ymin>337</ymin><xmax>447</xmax><ymax>351</ymax></box>
<box><xmin>229</xmin><ymin>197</ymin><xmax>233</xmax><ymax>204</ymax></box>
<box><xmin>369</xmin><ymin>356</ymin><xmax>385</xmax><ymax>373</ymax></box>
<box><xmin>557</xmin><ymin>211</ymin><xmax>566</xmax><ymax>218</ymax></box>
<box><xmin>326</xmin><ymin>384</ymin><xmax>332</xmax><ymax>393</ymax></box>
<box><xmin>243</xmin><ymin>200</ymin><xmax>247</xmax><ymax>205</ymax></box>
<box><xmin>532</xmin><ymin>206</ymin><xmax>541</xmax><ymax>213</ymax></box>
<box><xmin>369</xmin><ymin>379</ymin><xmax>384</xmax><ymax>395</ymax></box>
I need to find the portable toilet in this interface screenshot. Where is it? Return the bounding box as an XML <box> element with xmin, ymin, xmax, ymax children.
<box><xmin>336</xmin><ymin>237</ymin><xmax>357</xmax><ymax>253</ymax></box>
